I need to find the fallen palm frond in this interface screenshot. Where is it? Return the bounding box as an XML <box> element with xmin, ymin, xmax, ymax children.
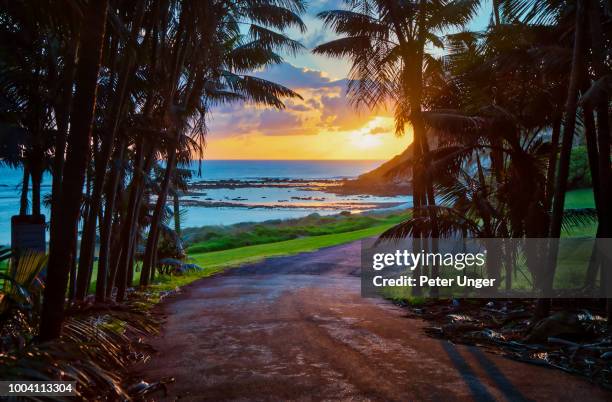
<box><xmin>0</xmin><ymin>242</ymin><xmax>182</xmax><ymax>399</ymax></box>
<box><xmin>408</xmin><ymin>299</ymin><xmax>612</xmax><ymax>390</ymax></box>
<box><xmin>1</xmin><ymin>293</ymin><xmax>161</xmax><ymax>400</ymax></box>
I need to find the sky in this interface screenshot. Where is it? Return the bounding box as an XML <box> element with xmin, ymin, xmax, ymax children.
<box><xmin>205</xmin><ymin>1</ymin><xmax>492</xmax><ymax>160</ymax></box>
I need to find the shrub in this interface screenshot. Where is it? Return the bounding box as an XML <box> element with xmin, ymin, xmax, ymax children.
<box><xmin>568</xmin><ymin>146</ymin><xmax>592</xmax><ymax>189</ymax></box>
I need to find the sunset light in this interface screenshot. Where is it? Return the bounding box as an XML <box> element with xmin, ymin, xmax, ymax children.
<box><xmin>203</xmin><ymin>127</ymin><xmax>411</xmax><ymax>160</ymax></box>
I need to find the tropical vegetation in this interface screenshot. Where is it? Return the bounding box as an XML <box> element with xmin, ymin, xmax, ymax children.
<box><xmin>316</xmin><ymin>0</ymin><xmax>611</xmax><ymax>317</ymax></box>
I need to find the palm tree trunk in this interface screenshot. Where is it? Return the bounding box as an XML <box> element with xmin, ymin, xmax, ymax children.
<box><xmin>114</xmin><ymin>143</ymin><xmax>146</xmax><ymax>302</ymax></box>
<box><xmin>67</xmin><ymin>224</ymin><xmax>78</xmax><ymax>301</ymax></box>
<box><xmin>75</xmin><ymin>172</ymin><xmax>105</xmax><ymax>300</ymax></box>
<box><xmin>536</xmin><ymin>0</ymin><xmax>586</xmax><ymax>319</ymax></box>
<box><xmin>173</xmin><ymin>191</ymin><xmax>181</xmax><ymax>236</ymax></box>
<box><xmin>583</xmin><ymin>104</ymin><xmax>600</xmax><ymax>212</ymax></box>
<box><xmin>583</xmin><ymin>104</ymin><xmax>603</xmax><ymax>289</ymax></box>
<box><xmin>123</xmin><ymin>152</ymin><xmax>154</xmax><ymax>292</ymax></box>
<box><xmin>587</xmin><ymin>0</ymin><xmax>612</xmax><ymax>236</ymax></box>
<box><xmin>75</xmin><ymin>0</ymin><xmax>146</xmax><ymax>302</ymax></box>
<box><xmin>96</xmin><ymin>139</ymin><xmax>126</xmax><ymax>302</ymax></box>
<box><xmin>586</xmin><ymin>0</ymin><xmax>612</xmax><ymax>322</ymax></box>
<box><xmin>422</xmin><ymin>137</ymin><xmax>440</xmax><ymax>297</ymax></box>
<box><xmin>548</xmin><ymin>0</ymin><xmax>585</xmax><ymax>241</ymax></box>
<box><xmin>39</xmin><ymin>0</ymin><xmax>109</xmax><ymax>341</ymax></box>
<box><xmin>114</xmin><ymin>144</ymin><xmax>154</xmax><ymax>300</ymax></box>
<box><xmin>50</xmin><ymin>39</ymin><xmax>78</xmax><ymax>248</ymax></box>
<box><xmin>105</xmin><ymin>212</ymin><xmax>123</xmax><ymax>299</ymax></box>
<box><xmin>141</xmin><ymin>147</ymin><xmax>177</xmax><ymax>286</ymax></box>
<box><xmin>544</xmin><ymin>117</ymin><xmax>561</xmax><ymax>211</ymax></box>
<box><xmin>30</xmin><ymin>167</ymin><xmax>42</xmax><ymax>217</ymax></box>
<box><xmin>19</xmin><ymin>165</ymin><xmax>29</xmax><ymax>215</ymax></box>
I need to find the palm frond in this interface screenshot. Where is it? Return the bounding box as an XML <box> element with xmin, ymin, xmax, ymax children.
<box><xmin>561</xmin><ymin>208</ymin><xmax>599</xmax><ymax>234</ymax></box>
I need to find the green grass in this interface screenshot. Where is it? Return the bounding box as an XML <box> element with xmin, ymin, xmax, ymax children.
<box><xmin>183</xmin><ymin>212</ymin><xmax>408</xmax><ymax>254</ymax></box>
<box><xmin>564</xmin><ymin>188</ymin><xmax>595</xmax><ymax>209</ymax></box>
<box><xmin>151</xmin><ymin>223</ymin><xmax>397</xmax><ymax>292</ymax></box>
<box><xmin>88</xmin><ymin>221</ymin><xmax>400</xmax><ymax>294</ymax></box>
<box><xmin>87</xmin><ymin>212</ymin><xmax>409</xmax><ymax>294</ymax></box>
<box><xmin>153</xmin><ymin>211</ymin><xmax>408</xmax><ymax>292</ymax></box>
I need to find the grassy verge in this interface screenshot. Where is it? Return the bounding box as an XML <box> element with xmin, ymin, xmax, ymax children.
<box><xmin>88</xmin><ymin>212</ymin><xmax>408</xmax><ymax>294</ymax></box>
<box><xmin>564</xmin><ymin>187</ymin><xmax>595</xmax><ymax>209</ymax></box>
<box><xmin>183</xmin><ymin>212</ymin><xmax>408</xmax><ymax>253</ymax></box>
<box><xmin>150</xmin><ymin>223</ymin><xmax>397</xmax><ymax>292</ymax></box>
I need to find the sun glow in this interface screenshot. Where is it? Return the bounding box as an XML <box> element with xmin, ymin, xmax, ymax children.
<box><xmin>351</xmin><ymin>132</ymin><xmax>383</xmax><ymax>149</ymax></box>
<box><xmin>205</xmin><ymin>115</ymin><xmax>412</xmax><ymax>160</ymax></box>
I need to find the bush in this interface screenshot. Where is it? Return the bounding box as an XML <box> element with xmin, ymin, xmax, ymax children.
<box><xmin>568</xmin><ymin>146</ymin><xmax>592</xmax><ymax>189</ymax></box>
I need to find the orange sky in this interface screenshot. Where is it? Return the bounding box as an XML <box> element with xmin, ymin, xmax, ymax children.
<box><xmin>205</xmin><ymin>115</ymin><xmax>413</xmax><ymax>160</ymax></box>
<box><xmin>205</xmin><ymin>64</ymin><xmax>412</xmax><ymax>160</ymax></box>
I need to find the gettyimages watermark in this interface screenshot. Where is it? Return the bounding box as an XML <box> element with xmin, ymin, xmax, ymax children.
<box><xmin>361</xmin><ymin>238</ymin><xmax>612</xmax><ymax>298</ymax></box>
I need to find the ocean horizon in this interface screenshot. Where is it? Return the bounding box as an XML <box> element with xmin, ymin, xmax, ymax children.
<box><xmin>0</xmin><ymin>160</ymin><xmax>410</xmax><ymax>245</ymax></box>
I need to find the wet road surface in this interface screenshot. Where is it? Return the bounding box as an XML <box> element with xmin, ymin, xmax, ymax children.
<box><xmin>135</xmin><ymin>241</ymin><xmax>610</xmax><ymax>401</ymax></box>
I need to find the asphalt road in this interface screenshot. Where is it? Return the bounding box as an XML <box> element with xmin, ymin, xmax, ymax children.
<box><xmin>135</xmin><ymin>241</ymin><xmax>609</xmax><ymax>401</ymax></box>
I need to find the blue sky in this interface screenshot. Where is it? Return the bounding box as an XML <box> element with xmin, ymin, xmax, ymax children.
<box><xmin>285</xmin><ymin>0</ymin><xmax>494</xmax><ymax>79</ymax></box>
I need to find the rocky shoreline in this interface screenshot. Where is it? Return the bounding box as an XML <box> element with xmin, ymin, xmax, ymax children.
<box><xmin>180</xmin><ymin>198</ymin><xmax>405</xmax><ymax>211</ymax></box>
<box><xmin>189</xmin><ymin>177</ymin><xmax>411</xmax><ymax>197</ymax></box>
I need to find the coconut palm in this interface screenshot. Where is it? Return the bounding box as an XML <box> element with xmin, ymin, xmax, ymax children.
<box><xmin>135</xmin><ymin>0</ymin><xmax>306</xmax><ymax>288</ymax></box>
<box><xmin>378</xmin><ymin>0</ymin><xmax>610</xmax><ymax>304</ymax></box>
<box><xmin>73</xmin><ymin>0</ymin><xmax>148</xmax><ymax>301</ymax></box>
<box><xmin>39</xmin><ymin>0</ymin><xmax>110</xmax><ymax>341</ymax></box>
<box><xmin>314</xmin><ymin>0</ymin><xmax>480</xmax><ymax>296</ymax></box>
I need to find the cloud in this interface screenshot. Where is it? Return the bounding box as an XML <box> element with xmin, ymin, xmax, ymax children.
<box><xmin>303</xmin><ymin>26</ymin><xmax>330</xmax><ymax>49</ymax></box>
<box><xmin>286</xmin><ymin>102</ymin><xmax>311</xmax><ymax>112</ymax></box>
<box><xmin>308</xmin><ymin>0</ymin><xmax>345</xmax><ymax>13</ymax></box>
<box><xmin>208</xmin><ymin>62</ymin><xmax>389</xmax><ymax>138</ymax></box>
<box><xmin>258</xmin><ymin>110</ymin><xmax>301</xmax><ymax>130</ymax></box>
<box><xmin>254</xmin><ymin>62</ymin><xmax>343</xmax><ymax>90</ymax></box>
<box><xmin>319</xmin><ymin>88</ymin><xmax>371</xmax><ymax>131</ymax></box>
<box><xmin>307</xmin><ymin>98</ymin><xmax>322</xmax><ymax>109</ymax></box>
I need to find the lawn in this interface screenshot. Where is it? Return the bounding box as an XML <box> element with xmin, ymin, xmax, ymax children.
<box><xmin>88</xmin><ymin>220</ymin><xmax>401</xmax><ymax>294</ymax></box>
<box><xmin>151</xmin><ymin>223</ymin><xmax>398</xmax><ymax>292</ymax></box>
<box><xmin>183</xmin><ymin>212</ymin><xmax>408</xmax><ymax>253</ymax></box>
<box><xmin>564</xmin><ymin>188</ymin><xmax>595</xmax><ymax>209</ymax></box>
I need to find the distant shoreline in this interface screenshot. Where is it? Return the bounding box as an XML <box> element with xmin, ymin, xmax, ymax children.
<box><xmin>189</xmin><ymin>177</ymin><xmax>411</xmax><ymax>197</ymax></box>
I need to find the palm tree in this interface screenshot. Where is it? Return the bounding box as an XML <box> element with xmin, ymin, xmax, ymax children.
<box><xmin>314</xmin><ymin>0</ymin><xmax>480</xmax><ymax>296</ymax></box>
<box><xmin>39</xmin><ymin>0</ymin><xmax>109</xmax><ymax>341</ymax></box>
<box><xmin>73</xmin><ymin>0</ymin><xmax>148</xmax><ymax>301</ymax></box>
<box><xmin>0</xmin><ymin>2</ymin><xmax>60</xmax><ymax>217</ymax></box>
<box><xmin>137</xmin><ymin>0</ymin><xmax>306</xmax><ymax>288</ymax></box>
<box><xmin>171</xmin><ymin>167</ymin><xmax>192</xmax><ymax>237</ymax></box>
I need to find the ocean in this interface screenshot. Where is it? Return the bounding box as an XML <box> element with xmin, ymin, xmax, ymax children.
<box><xmin>0</xmin><ymin>160</ymin><xmax>411</xmax><ymax>245</ymax></box>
